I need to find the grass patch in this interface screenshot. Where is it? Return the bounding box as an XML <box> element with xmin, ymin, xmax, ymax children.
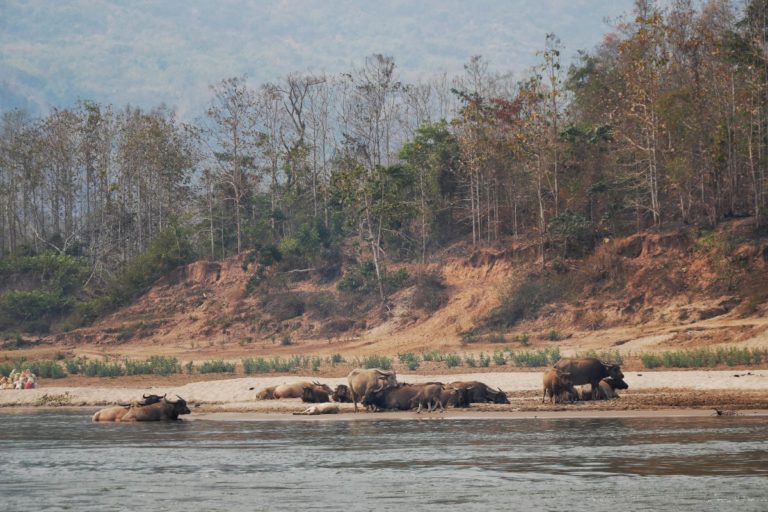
<box><xmin>242</xmin><ymin>357</ymin><xmax>271</xmax><ymax>374</ymax></box>
<box><xmin>360</xmin><ymin>354</ymin><xmax>393</xmax><ymax>370</ymax></box>
<box><xmin>639</xmin><ymin>347</ymin><xmax>768</xmax><ymax>369</ymax></box>
<box><xmin>198</xmin><ymin>360</ymin><xmax>236</xmax><ymax>374</ymax></box>
<box><xmin>508</xmin><ymin>348</ymin><xmax>561</xmax><ymax>367</ymax></box>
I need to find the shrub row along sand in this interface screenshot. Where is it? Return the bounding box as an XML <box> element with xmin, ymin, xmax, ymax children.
<box><xmin>1</xmin><ymin>370</ymin><xmax>767</xmax><ymax>414</ymax></box>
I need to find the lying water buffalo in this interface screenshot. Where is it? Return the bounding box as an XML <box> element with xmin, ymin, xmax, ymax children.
<box><xmin>274</xmin><ymin>381</ymin><xmax>332</xmax><ymax>399</ymax></box>
<box><xmin>120</xmin><ymin>396</ymin><xmax>191</xmax><ymax>421</ymax></box>
<box><xmin>92</xmin><ymin>405</ymin><xmax>130</xmax><ymax>422</ymax></box>
<box><xmin>553</xmin><ymin>358</ymin><xmax>624</xmax><ymax>399</ymax></box>
<box><xmin>448</xmin><ymin>381</ymin><xmax>509</xmax><ymax>404</ymax></box>
<box><xmin>332</xmin><ymin>384</ymin><xmax>352</xmax><ymax>403</ymax></box>
<box><xmin>580</xmin><ymin>377</ymin><xmax>629</xmax><ymax>400</ymax></box>
<box><xmin>347</xmin><ymin>368</ymin><xmax>398</xmax><ymax>412</ymax></box>
<box><xmin>362</xmin><ymin>383</ymin><xmax>420</xmax><ymax>411</ymax></box>
<box><xmin>301</xmin><ymin>383</ymin><xmax>332</xmax><ymax>403</ymax></box>
<box><xmin>362</xmin><ymin>382</ymin><xmax>446</xmax><ymax>412</ymax></box>
<box><xmin>542</xmin><ymin>369</ymin><xmax>575</xmax><ymax>404</ymax></box>
<box><xmin>256</xmin><ymin>386</ymin><xmax>277</xmax><ymax>400</ymax></box>
<box><xmin>439</xmin><ymin>385</ymin><xmax>471</xmax><ymax>408</ymax></box>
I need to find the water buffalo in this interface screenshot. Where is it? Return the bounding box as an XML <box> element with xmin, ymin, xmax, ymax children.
<box><xmin>542</xmin><ymin>369</ymin><xmax>576</xmax><ymax>404</ymax></box>
<box><xmin>412</xmin><ymin>383</ymin><xmax>445</xmax><ymax>413</ymax></box>
<box><xmin>597</xmin><ymin>377</ymin><xmax>629</xmax><ymax>399</ymax></box>
<box><xmin>362</xmin><ymin>383</ymin><xmax>420</xmax><ymax>411</ymax></box>
<box><xmin>292</xmin><ymin>403</ymin><xmax>340</xmax><ymax>415</ymax></box>
<box><xmin>274</xmin><ymin>381</ymin><xmax>332</xmax><ymax>399</ymax></box>
<box><xmin>92</xmin><ymin>405</ymin><xmax>130</xmax><ymax>422</ymax></box>
<box><xmin>448</xmin><ymin>381</ymin><xmax>509</xmax><ymax>404</ymax></box>
<box><xmin>120</xmin><ymin>396</ymin><xmax>191</xmax><ymax>421</ymax></box>
<box><xmin>439</xmin><ymin>385</ymin><xmax>471</xmax><ymax>408</ymax></box>
<box><xmin>347</xmin><ymin>368</ymin><xmax>398</xmax><ymax>412</ymax></box>
<box><xmin>332</xmin><ymin>384</ymin><xmax>352</xmax><ymax>403</ymax></box>
<box><xmin>256</xmin><ymin>386</ymin><xmax>277</xmax><ymax>400</ymax></box>
<box><xmin>301</xmin><ymin>383</ymin><xmax>332</xmax><ymax>403</ymax></box>
<box><xmin>553</xmin><ymin>358</ymin><xmax>624</xmax><ymax>399</ymax></box>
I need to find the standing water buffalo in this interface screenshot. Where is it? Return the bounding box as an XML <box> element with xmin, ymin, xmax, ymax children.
<box><xmin>542</xmin><ymin>369</ymin><xmax>576</xmax><ymax>404</ymax></box>
<box><xmin>448</xmin><ymin>381</ymin><xmax>509</xmax><ymax>404</ymax></box>
<box><xmin>553</xmin><ymin>358</ymin><xmax>624</xmax><ymax>399</ymax></box>
<box><xmin>412</xmin><ymin>382</ymin><xmax>446</xmax><ymax>413</ymax></box>
<box><xmin>347</xmin><ymin>368</ymin><xmax>398</xmax><ymax>412</ymax></box>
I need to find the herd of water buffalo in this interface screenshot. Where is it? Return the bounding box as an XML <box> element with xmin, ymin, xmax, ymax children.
<box><xmin>257</xmin><ymin>357</ymin><xmax>628</xmax><ymax>413</ymax></box>
<box><xmin>91</xmin><ymin>357</ymin><xmax>627</xmax><ymax>421</ymax></box>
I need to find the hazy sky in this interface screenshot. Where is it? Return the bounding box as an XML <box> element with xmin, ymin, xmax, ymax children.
<box><xmin>0</xmin><ymin>0</ymin><xmax>635</xmax><ymax>119</ymax></box>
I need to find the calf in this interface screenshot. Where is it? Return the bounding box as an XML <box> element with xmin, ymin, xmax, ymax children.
<box><xmin>542</xmin><ymin>369</ymin><xmax>575</xmax><ymax>404</ymax></box>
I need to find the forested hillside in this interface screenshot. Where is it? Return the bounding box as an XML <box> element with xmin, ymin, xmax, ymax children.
<box><xmin>2</xmin><ymin>1</ymin><xmax>768</xmax><ymax>339</ymax></box>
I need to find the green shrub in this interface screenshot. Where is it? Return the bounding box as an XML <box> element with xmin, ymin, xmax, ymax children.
<box><xmin>83</xmin><ymin>360</ymin><xmax>124</xmax><ymax>378</ymax></box>
<box><xmin>198</xmin><ymin>360</ymin><xmax>236</xmax><ymax>374</ymax></box>
<box><xmin>412</xmin><ymin>272</ymin><xmax>448</xmax><ymax>312</ymax></box>
<box><xmin>544</xmin><ymin>330</ymin><xmax>562</xmax><ymax>341</ymax></box>
<box><xmin>362</xmin><ymin>354</ymin><xmax>392</xmax><ymax>370</ymax></box>
<box><xmin>444</xmin><ymin>353</ymin><xmax>462</xmax><ymax>368</ymax></box>
<box><xmin>464</xmin><ymin>354</ymin><xmax>477</xmax><ymax>367</ymax></box>
<box><xmin>21</xmin><ymin>360</ymin><xmax>66</xmax><ymax>379</ymax></box>
<box><xmin>242</xmin><ymin>357</ymin><xmax>271</xmax><ymax>374</ymax></box>
<box><xmin>508</xmin><ymin>348</ymin><xmax>560</xmax><ymax>367</ymax></box>
<box><xmin>382</xmin><ymin>268</ymin><xmax>411</xmax><ymax>294</ymax></box>
<box><xmin>421</xmin><ymin>351</ymin><xmax>443</xmax><ymax>362</ymax></box>
<box><xmin>637</xmin><ymin>347</ymin><xmax>768</xmax><ymax>369</ymax></box>
<box><xmin>311</xmin><ymin>357</ymin><xmax>322</xmax><ymax>372</ymax></box>
<box><xmin>265</xmin><ymin>293</ymin><xmax>306</xmax><ymax>321</ymax></box>
<box><xmin>479</xmin><ymin>352</ymin><xmax>491</xmax><ymax>368</ymax></box>
<box><xmin>123</xmin><ymin>356</ymin><xmax>180</xmax><ymax>376</ymax></box>
<box><xmin>329</xmin><ymin>353</ymin><xmax>345</xmax><ymax>365</ymax></box>
<box><xmin>483</xmin><ymin>273</ymin><xmax>568</xmax><ymax>329</ymax></box>
<box><xmin>0</xmin><ymin>290</ymin><xmax>71</xmax><ymax>321</ymax></box>
<box><xmin>492</xmin><ymin>351</ymin><xmax>507</xmax><ymax>366</ymax></box>
<box><xmin>398</xmin><ymin>352</ymin><xmax>420</xmax><ymax>371</ymax></box>
<box><xmin>641</xmin><ymin>353</ymin><xmax>662</xmax><ymax>369</ymax></box>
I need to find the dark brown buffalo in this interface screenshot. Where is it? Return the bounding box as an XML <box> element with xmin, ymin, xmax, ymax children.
<box><xmin>439</xmin><ymin>386</ymin><xmax>471</xmax><ymax>408</ymax></box>
<box><xmin>580</xmin><ymin>377</ymin><xmax>629</xmax><ymax>400</ymax></box>
<box><xmin>301</xmin><ymin>384</ymin><xmax>331</xmax><ymax>403</ymax></box>
<box><xmin>553</xmin><ymin>358</ymin><xmax>624</xmax><ymax>399</ymax></box>
<box><xmin>332</xmin><ymin>384</ymin><xmax>352</xmax><ymax>403</ymax></box>
<box><xmin>363</xmin><ymin>382</ymin><xmax>447</xmax><ymax>412</ymax></box>
<box><xmin>347</xmin><ymin>368</ymin><xmax>398</xmax><ymax>412</ymax></box>
<box><xmin>120</xmin><ymin>396</ymin><xmax>191</xmax><ymax>421</ymax></box>
<box><xmin>448</xmin><ymin>381</ymin><xmax>509</xmax><ymax>404</ymax></box>
<box><xmin>362</xmin><ymin>383</ymin><xmax>421</xmax><ymax>411</ymax></box>
<box><xmin>542</xmin><ymin>369</ymin><xmax>575</xmax><ymax>404</ymax></box>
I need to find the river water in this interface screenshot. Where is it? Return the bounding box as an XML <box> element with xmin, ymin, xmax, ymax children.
<box><xmin>0</xmin><ymin>410</ymin><xmax>766</xmax><ymax>511</ymax></box>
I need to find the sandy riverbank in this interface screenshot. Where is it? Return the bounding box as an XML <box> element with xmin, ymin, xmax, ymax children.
<box><xmin>1</xmin><ymin>369</ymin><xmax>766</xmax><ymax>414</ymax></box>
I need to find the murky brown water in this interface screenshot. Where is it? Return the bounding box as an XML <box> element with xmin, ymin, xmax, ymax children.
<box><xmin>1</xmin><ymin>411</ymin><xmax>766</xmax><ymax>511</ymax></box>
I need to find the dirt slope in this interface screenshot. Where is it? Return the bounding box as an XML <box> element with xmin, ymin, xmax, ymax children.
<box><xmin>28</xmin><ymin>219</ymin><xmax>768</xmax><ymax>362</ymax></box>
